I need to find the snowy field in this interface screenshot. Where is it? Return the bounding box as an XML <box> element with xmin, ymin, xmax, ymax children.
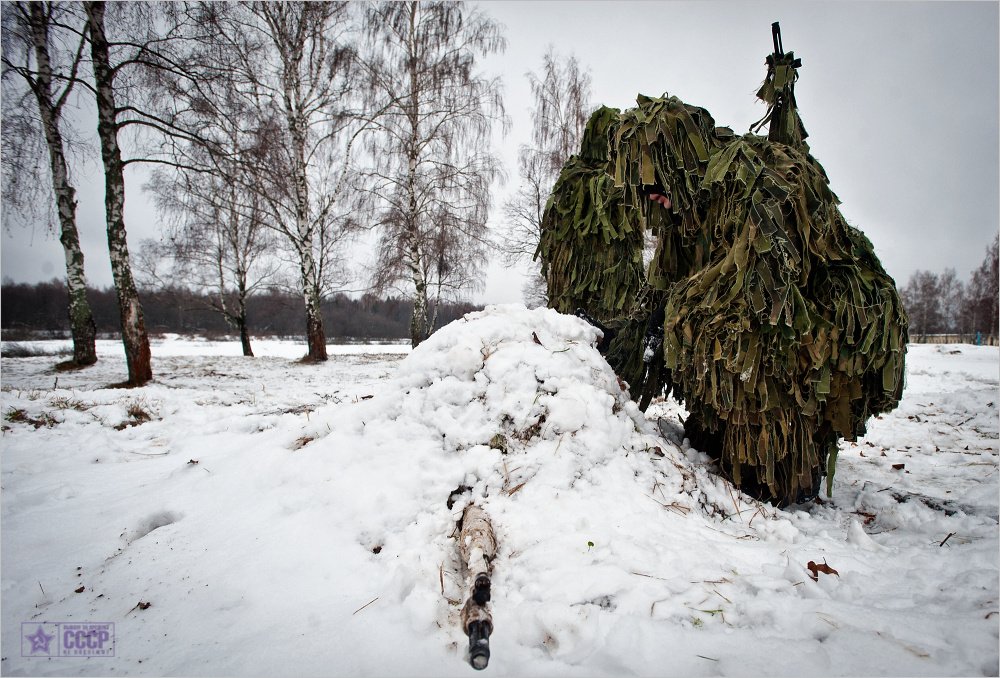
<box><xmin>1</xmin><ymin>306</ymin><xmax>997</xmax><ymax>678</ymax></box>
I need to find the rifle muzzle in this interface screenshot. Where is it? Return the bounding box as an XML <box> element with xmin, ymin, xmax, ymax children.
<box><xmin>467</xmin><ymin>619</ymin><xmax>492</xmax><ymax>670</ymax></box>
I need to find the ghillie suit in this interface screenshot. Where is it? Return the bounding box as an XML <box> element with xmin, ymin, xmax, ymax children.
<box><xmin>537</xmin><ymin>106</ymin><xmax>668</xmax><ymax>407</ymax></box>
<box><xmin>538</xmin><ymin>25</ymin><xmax>908</xmax><ymax>505</ymax></box>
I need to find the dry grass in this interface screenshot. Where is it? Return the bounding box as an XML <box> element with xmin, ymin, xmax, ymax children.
<box><xmin>292</xmin><ymin>435</ymin><xmax>314</xmax><ymax>450</ymax></box>
<box><xmin>49</xmin><ymin>396</ymin><xmax>90</xmax><ymax>412</ymax></box>
<box><xmin>4</xmin><ymin>407</ymin><xmax>57</xmax><ymax>429</ymax></box>
<box><xmin>488</xmin><ymin>432</ymin><xmax>508</xmax><ymax>453</ymax></box>
<box><xmin>113</xmin><ymin>398</ymin><xmax>155</xmax><ymax>430</ymax></box>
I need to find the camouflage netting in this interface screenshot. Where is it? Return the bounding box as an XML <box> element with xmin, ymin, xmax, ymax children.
<box><xmin>537</xmin><ymin>39</ymin><xmax>908</xmax><ymax>505</ymax></box>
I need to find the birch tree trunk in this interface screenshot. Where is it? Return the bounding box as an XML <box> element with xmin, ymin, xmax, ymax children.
<box><xmin>406</xmin><ymin>230</ymin><xmax>429</xmax><ymax>347</ymax></box>
<box><xmin>234</xmin><ymin>260</ymin><xmax>254</xmax><ymax>358</ymax></box>
<box><xmin>290</xmin><ymin>151</ymin><xmax>327</xmax><ymax>361</ymax></box>
<box><xmin>303</xmin><ymin>282</ymin><xmax>327</xmax><ymax>361</ymax></box>
<box><xmin>230</xmin><ymin>178</ymin><xmax>255</xmax><ymax>358</ymax></box>
<box><xmin>238</xmin><ymin>313</ymin><xmax>254</xmax><ymax>357</ymax></box>
<box><xmin>27</xmin><ymin>2</ymin><xmax>97</xmax><ymax>367</ymax></box>
<box><xmin>404</xmin><ymin>5</ymin><xmax>429</xmax><ymax>349</ymax></box>
<box><xmin>282</xmin><ymin>48</ymin><xmax>327</xmax><ymax>361</ymax></box>
<box><xmin>84</xmin><ymin>0</ymin><xmax>152</xmax><ymax>386</ymax></box>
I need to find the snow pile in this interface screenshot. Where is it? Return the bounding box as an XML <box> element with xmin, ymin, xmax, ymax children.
<box><xmin>1</xmin><ymin>310</ymin><xmax>997</xmax><ymax>677</ymax></box>
<box><xmin>299</xmin><ymin>306</ymin><xmax>756</xmax><ymax>659</ymax></box>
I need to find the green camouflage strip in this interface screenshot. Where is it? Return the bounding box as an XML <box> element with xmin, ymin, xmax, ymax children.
<box><xmin>536</xmin><ymin>107</ymin><xmax>659</xmax><ymax>393</ymax></box>
<box><xmin>538</xmin><ymin>107</ymin><xmax>640</xmax><ymax>318</ymax></box>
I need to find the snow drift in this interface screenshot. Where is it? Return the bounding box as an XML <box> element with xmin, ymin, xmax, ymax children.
<box><xmin>302</xmin><ymin>305</ymin><xmax>757</xmax><ymax>651</ymax></box>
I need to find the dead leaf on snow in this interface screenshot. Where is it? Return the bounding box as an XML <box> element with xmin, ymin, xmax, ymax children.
<box><xmin>806</xmin><ymin>560</ymin><xmax>839</xmax><ymax>581</ymax></box>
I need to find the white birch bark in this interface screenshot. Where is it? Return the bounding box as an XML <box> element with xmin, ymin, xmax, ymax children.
<box><xmin>84</xmin><ymin>0</ymin><xmax>152</xmax><ymax>385</ymax></box>
<box><xmin>269</xmin><ymin>3</ymin><xmax>329</xmax><ymax>361</ymax></box>
<box><xmin>26</xmin><ymin>2</ymin><xmax>97</xmax><ymax>366</ymax></box>
<box><xmin>404</xmin><ymin>3</ymin><xmax>430</xmax><ymax>348</ymax></box>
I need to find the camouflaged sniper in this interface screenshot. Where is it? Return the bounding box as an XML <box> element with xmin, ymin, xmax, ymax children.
<box><xmin>537</xmin><ymin>24</ymin><xmax>908</xmax><ymax>505</ymax></box>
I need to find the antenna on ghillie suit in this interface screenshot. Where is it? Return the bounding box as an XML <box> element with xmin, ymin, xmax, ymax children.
<box><xmin>540</xmin><ymin>23</ymin><xmax>909</xmax><ymax>506</ymax></box>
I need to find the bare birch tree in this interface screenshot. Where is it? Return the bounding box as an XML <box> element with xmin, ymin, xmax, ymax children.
<box><xmin>132</xmin><ymin>7</ymin><xmax>279</xmax><ymax>358</ymax></box>
<box><xmin>361</xmin><ymin>1</ymin><xmax>506</xmax><ymax>348</ymax></box>
<box><xmin>125</xmin><ymin>1</ymin><xmax>362</xmax><ymax>362</ymax></box>
<box><xmin>74</xmin><ymin>1</ymin><xmax>283</xmax><ymax>380</ymax></box>
<box><xmin>901</xmin><ymin>270</ymin><xmax>943</xmax><ymax>338</ymax></box>
<box><xmin>937</xmin><ymin>268</ymin><xmax>965</xmax><ymax>335</ymax></box>
<box><xmin>499</xmin><ymin>48</ymin><xmax>592</xmax><ymax>306</ymax></box>
<box><xmin>81</xmin><ymin>0</ymin><xmax>154</xmax><ymax>385</ymax></box>
<box><xmin>526</xmin><ymin>47</ymin><xmax>592</xmax><ymax>177</ymax></box>
<box><xmin>223</xmin><ymin>1</ymin><xmax>360</xmax><ymax>362</ymax></box>
<box><xmin>1</xmin><ymin>1</ymin><xmax>97</xmax><ymax>366</ymax></box>
<box><xmin>144</xmin><ymin>158</ymin><xmax>278</xmax><ymax>357</ymax></box>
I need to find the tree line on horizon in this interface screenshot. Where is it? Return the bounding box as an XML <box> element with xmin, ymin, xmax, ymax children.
<box><xmin>899</xmin><ymin>235</ymin><xmax>998</xmax><ymax>341</ymax></box>
<box><xmin>0</xmin><ymin>279</ymin><xmax>481</xmax><ymax>343</ymax></box>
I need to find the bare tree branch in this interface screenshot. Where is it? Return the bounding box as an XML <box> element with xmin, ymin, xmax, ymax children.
<box><xmin>497</xmin><ymin>47</ymin><xmax>595</xmax><ymax>306</ymax></box>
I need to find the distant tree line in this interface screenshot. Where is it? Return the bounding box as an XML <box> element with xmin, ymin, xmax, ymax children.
<box><xmin>0</xmin><ymin>280</ymin><xmax>480</xmax><ymax>342</ymax></box>
<box><xmin>899</xmin><ymin>235</ymin><xmax>998</xmax><ymax>341</ymax></box>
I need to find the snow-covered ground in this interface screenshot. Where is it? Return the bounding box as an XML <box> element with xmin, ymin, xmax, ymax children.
<box><xmin>2</xmin><ymin>306</ymin><xmax>997</xmax><ymax>677</ymax></box>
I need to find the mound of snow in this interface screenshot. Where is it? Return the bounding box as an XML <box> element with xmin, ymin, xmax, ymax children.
<box><xmin>303</xmin><ymin>305</ymin><xmax>761</xmax><ymax>666</ymax></box>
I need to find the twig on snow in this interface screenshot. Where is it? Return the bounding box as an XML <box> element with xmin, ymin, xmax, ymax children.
<box><xmin>352</xmin><ymin>596</ymin><xmax>379</xmax><ymax>615</ymax></box>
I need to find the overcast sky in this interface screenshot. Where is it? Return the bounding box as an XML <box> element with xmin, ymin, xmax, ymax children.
<box><xmin>2</xmin><ymin>0</ymin><xmax>998</xmax><ymax>306</ymax></box>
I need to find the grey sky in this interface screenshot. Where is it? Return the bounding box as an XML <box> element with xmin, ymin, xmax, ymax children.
<box><xmin>2</xmin><ymin>1</ymin><xmax>998</xmax><ymax>305</ymax></box>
